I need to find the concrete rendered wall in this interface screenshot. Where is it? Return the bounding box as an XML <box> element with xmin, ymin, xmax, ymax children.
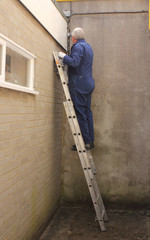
<box><xmin>0</xmin><ymin>0</ymin><xmax>64</xmax><ymax>239</ymax></box>
<box><xmin>59</xmin><ymin>0</ymin><xmax>150</xmax><ymax>206</ymax></box>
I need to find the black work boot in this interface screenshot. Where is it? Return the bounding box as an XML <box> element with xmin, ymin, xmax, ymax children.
<box><xmin>85</xmin><ymin>143</ymin><xmax>95</xmax><ymax>151</ymax></box>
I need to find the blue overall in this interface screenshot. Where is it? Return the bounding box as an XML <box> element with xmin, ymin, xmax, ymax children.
<box><xmin>63</xmin><ymin>39</ymin><xmax>95</xmax><ymax>144</ymax></box>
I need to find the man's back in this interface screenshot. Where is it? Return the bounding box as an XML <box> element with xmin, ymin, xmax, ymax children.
<box><xmin>64</xmin><ymin>39</ymin><xmax>95</xmax><ymax>94</ymax></box>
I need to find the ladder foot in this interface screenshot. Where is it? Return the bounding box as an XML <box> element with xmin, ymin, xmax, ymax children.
<box><xmin>99</xmin><ymin>220</ymin><xmax>106</xmax><ymax>232</ymax></box>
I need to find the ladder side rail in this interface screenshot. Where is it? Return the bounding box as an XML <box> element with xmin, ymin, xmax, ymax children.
<box><xmin>87</xmin><ymin>183</ymin><xmax>106</xmax><ymax>231</ymax></box>
<box><xmin>64</xmin><ymin>102</ymin><xmax>106</xmax><ymax>231</ymax></box>
<box><xmin>92</xmin><ymin>178</ymin><xmax>108</xmax><ymax>221</ymax></box>
<box><xmin>58</xmin><ymin>69</ymin><xmax>71</xmax><ymax>100</ymax></box>
<box><xmin>65</xmin><ymin>101</ymin><xmax>95</xmax><ymax>172</ymax></box>
<box><xmin>53</xmin><ymin>51</ymin><xmax>96</xmax><ymax>177</ymax></box>
<box><xmin>87</xmin><ymin>151</ymin><xmax>97</xmax><ymax>175</ymax></box>
<box><xmin>64</xmin><ymin>101</ymin><xmax>95</xmax><ymax>180</ymax></box>
<box><xmin>54</xmin><ymin>52</ymin><xmax>96</xmax><ymax>176</ymax></box>
<box><xmin>53</xmin><ymin>51</ymin><xmax>71</xmax><ymax>101</ymax></box>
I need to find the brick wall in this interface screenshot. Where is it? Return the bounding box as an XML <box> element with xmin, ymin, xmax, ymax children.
<box><xmin>0</xmin><ymin>0</ymin><xmax>64</xmax><ymax>239</ymax></box>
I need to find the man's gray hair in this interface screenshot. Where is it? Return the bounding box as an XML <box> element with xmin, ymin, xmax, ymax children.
<box><xmin>72</xmin><ymin>27</ymin><xmax>85</xmax><ymax>40</ymax></box>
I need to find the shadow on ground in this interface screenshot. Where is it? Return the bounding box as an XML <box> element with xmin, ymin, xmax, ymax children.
<box><xmin>40</xmin><ymin>203</ymin><xmax>150</xmax><ymax>240</ymax></box>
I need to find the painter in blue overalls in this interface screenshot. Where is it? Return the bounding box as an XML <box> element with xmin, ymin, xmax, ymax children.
<box><xmin>58</xmin><ymin>27</ymin><xmax>95</xmax><ymax>151</ymax></box>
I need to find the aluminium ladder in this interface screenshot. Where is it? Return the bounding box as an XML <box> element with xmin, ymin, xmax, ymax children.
<box><xmin>53</xmin><ymin>51</ymin><xmax>108</xmax><ymax>231</ymax></box>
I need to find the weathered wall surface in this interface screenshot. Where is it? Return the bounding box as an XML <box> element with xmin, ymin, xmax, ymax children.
<box><xmin>59</xmin><ymin>0</ymin><xmax>150</xmax><ymax>206</ymax></box>
<box><xmin>0</xmin><ymin>0</ymin><xmax>64</xmax><ymax>239</ymax></box>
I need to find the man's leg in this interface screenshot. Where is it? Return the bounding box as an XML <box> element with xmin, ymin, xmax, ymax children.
<box><xmin>70</xmin><ymin>89</ymin><xmax>91</xmax><ymax>144</ymax></box>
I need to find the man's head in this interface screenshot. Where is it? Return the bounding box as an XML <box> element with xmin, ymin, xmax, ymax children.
<box><xmin>72</xmin><ymin>27</ymin><xmax>85</xmax><ymax>44</ymax></box>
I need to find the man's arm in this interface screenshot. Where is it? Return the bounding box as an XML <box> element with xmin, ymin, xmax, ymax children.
<box><xmin>59</xmin><ymin>45</ymin><xmax>84</xmax><ymax>68</ymax></box>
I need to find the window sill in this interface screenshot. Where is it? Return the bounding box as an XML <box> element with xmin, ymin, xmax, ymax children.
<box><xmin>0</xmin><ymin>81</ymin><xmax>39</xmax><ymax>95</ymax></box>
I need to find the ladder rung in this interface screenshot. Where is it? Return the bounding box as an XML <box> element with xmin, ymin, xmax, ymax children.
<box><xmin>96</xmin><ymin>193</ymin><xmax>100</xmax><ymax>202</ymax></box>
<box><xmin>102</xmin><ymin>210</ymin><xmax>106</xmax><ymax>218</ymax></box>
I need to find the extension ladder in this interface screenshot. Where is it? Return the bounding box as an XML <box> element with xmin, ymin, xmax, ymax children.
<box><xmin>53</xmin><ymin>51</ymin><xmax>108</xmax><ymax>231</ymax></box>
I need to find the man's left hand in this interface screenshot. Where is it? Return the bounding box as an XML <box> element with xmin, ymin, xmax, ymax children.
<box><xmin>58</xmin><ymin>52</ymin><xmax>66</xmax><ymax>59</ymax></box>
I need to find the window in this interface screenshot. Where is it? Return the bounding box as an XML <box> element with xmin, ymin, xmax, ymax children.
<box><xmin>0</xmin><ymin>34</ymin><xmax>38</xmax><ymax>94</ymax></box>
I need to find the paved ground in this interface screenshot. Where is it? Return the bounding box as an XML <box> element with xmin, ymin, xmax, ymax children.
<box><xmin>39</xmin><ymin>203</ymin><xmax>150</xmax><ymax>240</ymax></box>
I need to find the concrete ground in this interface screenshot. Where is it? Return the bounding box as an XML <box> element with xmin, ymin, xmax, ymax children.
<box><xmin>39</xmin><ymin>203</ymin><xmax>150</xmax><ymax>240</ymax></box>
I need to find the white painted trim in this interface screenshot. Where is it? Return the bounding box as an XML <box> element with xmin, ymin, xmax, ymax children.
<box><xmin>19</xmin><ymin>0</ymin><xmax>67</xmax><ymax>50</ymax></box>
<box><xmin>0</xmin><ymin>34</ymin><xmax>38</xmax><ymax>95</ymax></box>
<box><xmin>1</xmin><ymin>40</ymin><xmax>6</xmax><ymax>81</ymax></box>
<box><xmin>0</xmin><ymin>76</ymin><xmax>4</xmax><ymax>82</ymax></box>
<box><xmin>0</xmin><ymin>33</ymin><xmax>36</xmax><ymax>59</ymax></box>
<box><xmin>27</xmin><ymin>59</ymin><xmax>34</xmax><ymax>89</ymax></box>
<box><xmin>0</xmin><ymin>81</ymin><xmax>39</xmax><ymax>95</ymax></box>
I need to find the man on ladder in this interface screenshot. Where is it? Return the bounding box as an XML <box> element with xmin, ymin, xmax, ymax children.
<box><xmin>54</xmin><ymin>27</ymin><xmax>108</xmax><ymax>231</ymax></box>
<box><xmin>58</xmin><ymin>27</ymin><xmax>95</xmax><ymax>151</ymax></box>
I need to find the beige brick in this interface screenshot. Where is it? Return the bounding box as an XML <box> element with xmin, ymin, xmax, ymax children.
<box><xmin>0</xmin><ymin>0</ymin><xmax>63</xmax><ymax>239</ymax></box>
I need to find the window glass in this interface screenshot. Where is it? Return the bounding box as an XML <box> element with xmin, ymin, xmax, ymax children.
<box><xmin>5</xmin><ymin>47</ymin><xmax>28</xmax><ymax>87</ymax></box>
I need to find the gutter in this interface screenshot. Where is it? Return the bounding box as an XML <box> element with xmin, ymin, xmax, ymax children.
<box><xmin>69</xmin><ymin>10</ymin><xmax>148</xmax><ymax>22</ymax></box>
<box><xmin>67</xmin><ymin>10</ymin><xmax>148</xmax><ymax>51</ymax></box>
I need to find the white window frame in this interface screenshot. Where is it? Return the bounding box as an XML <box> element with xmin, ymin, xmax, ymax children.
<box><xmin>0</xmin><ymin>33</ymin><xmax>39</xmax><ymax>95</ymax></box>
